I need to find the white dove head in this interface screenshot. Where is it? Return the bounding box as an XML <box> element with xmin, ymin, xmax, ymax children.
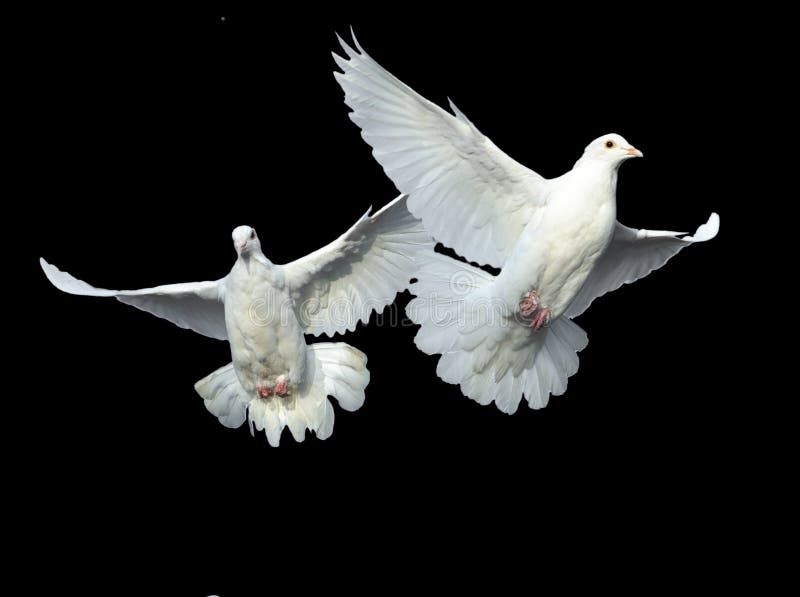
<box><xmin>583</xmin><ymin>133</ymin><xmax>643</xmax><ymax>164</ymax></box>
<box><xmin>232</xmin><ymin>225</ymin><xmax>261</xmax><ymax>256</ymax></box>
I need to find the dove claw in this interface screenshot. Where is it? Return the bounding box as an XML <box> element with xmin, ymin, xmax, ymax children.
<box><xmin>275</xmin><ymin>374</ymin><xmax>289</xmax><ymax>397</ymax></box>
<box><xmin>519</xmin><ymin>290</ymin><xmax>541</xmax><ymax>316</ymax></box>
<box><xmin>257</xmin><ymin>383</ymin><xmax>273</xmax><ymax>398</ymax></box>
<box><xmin>529</xmin><ymin>307</ymin><xmax>551</xmax><ymax>332</ymax></box>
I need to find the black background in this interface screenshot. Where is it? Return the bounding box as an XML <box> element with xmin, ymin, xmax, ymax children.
<box><xmin>13</xmin><ymin>6</ymin><xmax>748</xmax><ymax>594</ymax></box>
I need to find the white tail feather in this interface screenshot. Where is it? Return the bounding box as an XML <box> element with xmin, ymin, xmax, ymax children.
<box><xmin>194</xmin><ymin>363</ymin><xmax>249</xmax><ymax>429</ymax></box>
<box><xmin>194</xmin><ymin>343</ymin><xmax>369</xmax><ymax>447</ymax></box>
<box><xmin>407</xmin><ymin>252</ymin><xmax>588</xmax><ymax>414</ymax></box>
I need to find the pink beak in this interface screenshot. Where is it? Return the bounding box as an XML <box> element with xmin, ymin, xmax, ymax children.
<box><xmin>625</xmin><ymin>146</ymin><xmax>644</xmax><ymax>158</ymax></box>
<box><xmin>238</xmin><ymin>241</ymin><xmax>247</xmax><ymax>252</ymax></box>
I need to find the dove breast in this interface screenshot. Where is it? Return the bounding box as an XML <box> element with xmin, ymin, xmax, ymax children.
<box><xmin>224</xmin><ymin>257</ymin><xmax>306</xmax><ymax>394</ymax></box>
<box><xmin>495</xmin><ymin>165</ymin><xmax>618</xmax><ymax>318</ymax></box>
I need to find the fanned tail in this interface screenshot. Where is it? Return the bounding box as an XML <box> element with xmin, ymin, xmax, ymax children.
<box><xmin>195</xmin><ymin>344</ymin><xmax>369</xmax><ymax>446</ymax></box>
<box><xmin>243</xmin><ymin>343</ymin><xmax>369</xmax><ymax>447</ymax></box>
<box><xmin>407</xmin><ymin>252</ymin><xmax>588</xmax><ymax>413</ymax></box>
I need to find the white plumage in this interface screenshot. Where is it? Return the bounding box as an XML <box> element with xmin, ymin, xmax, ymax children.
<box><xmin>41</xmin><ymin>194</ymin><xmax>432</xmax><ymax>445</ymax></box>
<box><xmin>334</xmin><ymin>33</ymin><xmax>719</xmax><ymax>413</ymax></box>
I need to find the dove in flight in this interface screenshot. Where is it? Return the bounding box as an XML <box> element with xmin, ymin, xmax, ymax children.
<box><xmin>333</xmin><ymin>33</ymin><xmax>720</xmax><ymax>414</ymax></box>
<box><xmin>41</xmin><ymin>195</ymin><xmax>432</xmax><ymax>445</ymax></box>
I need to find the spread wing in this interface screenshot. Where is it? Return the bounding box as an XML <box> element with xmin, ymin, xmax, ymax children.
<box><xmin>40</xmin><ymin>257</ymin><xmax>228</xmax><ymax>340</ymax></box>
<box><xmin>333</xmin><ymin>32</ymin><xmax>549</xmax><ymax>268</ymax></box>
<box><xmin>565</xmin><ymin>213</ymin><xmax>719</xmax><ymax>318</ymax></box>
<box><xmin>282</xmin><ymin>194</ymin><xmax>432</xmax><ymax>337</ymax></box>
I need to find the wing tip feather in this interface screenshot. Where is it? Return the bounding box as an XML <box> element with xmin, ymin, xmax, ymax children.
<box><xmin>335</xmin><ymin>29</ymin><xmax>361</xmax><ymax>60</ymax></box>
<box><xmin>685</xmin><ymin>212</ymin><xmax>720</xmax><ymax>242</ymax></box>
<box><xmin>349</xmin><ymin>26</ymin><xmax>365</xmax><ymax>53</ymax></box>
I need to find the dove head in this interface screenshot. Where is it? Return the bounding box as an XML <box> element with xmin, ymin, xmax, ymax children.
<box><xmin>232</xmin><ymin>225</ymin><xmax>261</xmax><ymax>257</ymax></box>
<box><xmin>582</xmin><ymin>133</ymin><xmax>643</xmax><ymax>165</ymax></box>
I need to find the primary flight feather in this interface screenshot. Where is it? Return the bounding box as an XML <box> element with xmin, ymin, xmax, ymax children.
<box><xmin>41</xmin><ymin>195</ymin><xmax>432</xmax><ymax>445</ymax></box>
<box><xmin>333</xmin><ymin>32</ymin><xmax>719</xmax><ymax>414</ymax></box>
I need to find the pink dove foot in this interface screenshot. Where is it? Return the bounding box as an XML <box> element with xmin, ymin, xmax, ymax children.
<box><xmin>529</xmin><ymin>306</ymin><xmax>551</xmax><ymax>332</ymax></box>
<box><xmin>519</xmin><ymin>290</ymin><xmax>541</xmax><ymax>316</ymax></box>
<box><xmin>274</xmin><ymin>374</ymin><xmax>289</xmax><ymax>397</ymax></box>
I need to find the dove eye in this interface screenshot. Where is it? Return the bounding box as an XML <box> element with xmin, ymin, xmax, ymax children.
<box><xmin>250</xmin><ymin>230</ymin><xmax>256</xmax><ymax>239</ymax></box>
<box><xmin>605</xmin><ymin>140</ymin><xmax>616</xmax><ymax>149</ymax></box>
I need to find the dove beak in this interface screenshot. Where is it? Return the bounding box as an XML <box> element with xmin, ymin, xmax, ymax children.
<box><xmin>625</xmin><ymin>147</ymin><xmax>643</xmax><ymax>158</ymax></box>
<box><xmin>238</xmin><ymin>241</ymin><xmax>247</xmax><ymax>252</ymax></box>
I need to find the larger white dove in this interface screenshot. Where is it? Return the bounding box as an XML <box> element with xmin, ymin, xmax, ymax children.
<box><xmin>41</xmin><ymin>195</ymin><xmax>432</xmax><ymax>445</ymax></box>
<box><xmin>333</xmin><ymin>34</ymin><xmax>719</xmax><ymax>413</ymax></box>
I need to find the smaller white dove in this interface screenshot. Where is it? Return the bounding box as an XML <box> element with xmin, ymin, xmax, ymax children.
<box><xmin>41</xmin><ymin>195</ymin><xmax>431</xmax><ymax>445</ymax></box>
<box><xmin>333</xmin><ymin>33</ymin><xmax>720</xmax><ymax>413</ymax></box>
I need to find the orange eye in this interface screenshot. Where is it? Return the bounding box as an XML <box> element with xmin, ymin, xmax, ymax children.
<box><xmin>605</xmin><ymin>140</ymin><xmax>616</xmax><ymax>148</ymax></box>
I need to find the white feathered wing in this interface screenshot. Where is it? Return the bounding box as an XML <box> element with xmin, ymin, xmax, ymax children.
<box><xmin>333</xmin><ymin>33</ymin><xmax>549</xmax><ymax>269</ymax></box>
<box><xmin>282</xmin><ymin>193</ymin><xmax>433</xmax><ymax>336</ymax></box>
<box><xmin>39</xmin><ymin>258</ymin><xmax>227</xmax><ymax>340</ymax></box>
<box><xmin>566</xmin><ymin>213</ymin><xmax>719</xmax><ymax>317</ymax></box>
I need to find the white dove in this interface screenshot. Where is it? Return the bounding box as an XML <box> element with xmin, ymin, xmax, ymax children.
<box><xmin>333</xmin><ymin>34</ymin><xmax>719</xmax><ymax>413</ymax></box>
<box><xmin>40</xmin><ymin>195</ymin><xmax>432</xmax><ymax>445</ymax></box>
